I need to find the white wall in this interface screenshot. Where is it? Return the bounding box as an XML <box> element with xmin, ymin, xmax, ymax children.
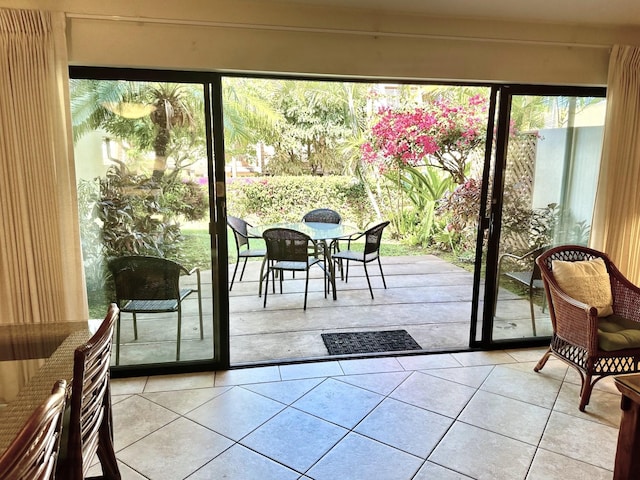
<box><xmin>2</xmin><ymin>0</ymin><xmax>640</xmax><ymax>84</ymax></box>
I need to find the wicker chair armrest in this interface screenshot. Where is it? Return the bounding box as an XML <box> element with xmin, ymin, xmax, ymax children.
<box><xmin>547</xmin><ymin>281</ymin><xmax>600</xmax><ymax>352</ymax></box>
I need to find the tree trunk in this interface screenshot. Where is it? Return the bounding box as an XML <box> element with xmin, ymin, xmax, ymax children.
<box><xmin>151</xmin><ymin>127</ymin><xmax>170</xmax><ymax>181</ymax></box>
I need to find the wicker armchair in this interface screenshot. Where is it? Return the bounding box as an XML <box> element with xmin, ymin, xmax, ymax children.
<box><xmin>534</xmin><ymin>245</ymin><xmax>640</xmax><ymax>411</ymax></box>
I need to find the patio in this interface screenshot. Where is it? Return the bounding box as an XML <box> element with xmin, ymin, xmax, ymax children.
<box><xmin>113</xmin><ymin>254</ymin><xmax>552</xmax><ymax>366</ymax></box>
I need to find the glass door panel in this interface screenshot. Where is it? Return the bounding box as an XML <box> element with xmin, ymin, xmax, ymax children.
<box><xmin>71</xmin><ymin>77</ymin><xmax>216</xmax><ymax>368</ymax></box>
<box><xmin>492</xmin><ymin>93</ymin><xmax>606</xmax><ymax>341</ymax></box>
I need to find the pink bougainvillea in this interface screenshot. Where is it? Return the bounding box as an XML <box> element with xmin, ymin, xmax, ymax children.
<box><xmin>361</xmin><ymin>95</ymin><xmax>488</xmax><ymax>184</ymax></box>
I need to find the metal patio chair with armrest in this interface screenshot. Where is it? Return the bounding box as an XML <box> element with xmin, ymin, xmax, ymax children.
<box><xmin>262</xmin><ymin>228</ymin><xmax>330</xmax><ymax>310</ymax></box>
<box><xmin>227</xmin><ymin>215</ymin><xmax>266</xmax><ymax>290</ymax></box>
<box><xmin>534</xmin><ymin>245</ymin><xmax>640</xmax><ymax>411</ymax></box>
<box><xmin>332</xmin><ymin>221</ymin><xmax>390</xmax><ymax>299</ymax></box>
<box><xmin>107</xmin><ymin>255</ymin><xmax>203</xmax><ymax>364</ymax></box>
<box><xmin>496</xmin><ymin>245</ymin><xmax>548</xmax><ymax>336</ymax></box>
<box><xmin>57</xmin><ymin>304</ymin><xmax>121</xmax><ymax>479</ymax></box>
<box><xmin>0</xmin><ymin>380</ymin><xmax>67</xmax><ymax>480</ymax></box>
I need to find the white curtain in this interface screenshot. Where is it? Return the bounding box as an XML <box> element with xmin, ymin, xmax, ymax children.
<box><xmin>591</xmin><ymin>45</ymin><xmax>640</xmax><ymax>284</ymax></box>
<box><xmin>0</xmin><ymin>8</ymin><xmax>88</xmax><ymax>324</ymax></box>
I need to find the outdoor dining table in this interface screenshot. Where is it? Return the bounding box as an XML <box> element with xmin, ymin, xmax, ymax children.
<box><xmin>0</xmin><ymin>320</ymin><xmax>94</xmax><ymax>455</ymax></box>
<box><xmin>248</xmin><ymin>221</ymin><xmax>357</xmax><ymax>300</ymax></box>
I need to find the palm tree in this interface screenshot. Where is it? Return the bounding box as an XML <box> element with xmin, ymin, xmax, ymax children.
<box><xmin>71</xmin><ymin>80</ymin><xmax>201</xmax><ymax>181</ymax></box>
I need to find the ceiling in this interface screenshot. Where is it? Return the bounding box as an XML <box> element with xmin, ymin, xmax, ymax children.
<box><xmin>266</xmin><ymin>0</ymin><xmax>640</xmax><ymax>28</ymax></box>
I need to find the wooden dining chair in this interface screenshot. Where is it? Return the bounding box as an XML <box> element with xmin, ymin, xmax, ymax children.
<box><xmin>0</xmin><ymin>379</ymin><xmax>67</xmax><ymax>480</ymax></box>
<box><xmin>57</xmin><ymin>304</ymin><xmax>121</xmax><ymax>480</ymax></box>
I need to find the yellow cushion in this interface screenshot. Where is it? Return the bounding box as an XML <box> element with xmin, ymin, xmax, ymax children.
<box><xmin>552</xmin><ymin>257</ymin><xmax>613</xmax><ymax>317</ymax></box>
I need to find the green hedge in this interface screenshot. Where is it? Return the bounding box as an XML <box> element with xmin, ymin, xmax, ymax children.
<box><xmin>226</xmin><ymin>175</ymin><xmax>376</xmax><ymax>228</ymax></box>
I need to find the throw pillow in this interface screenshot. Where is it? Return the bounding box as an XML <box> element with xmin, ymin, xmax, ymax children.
<box><xmin>552</xmin><ymin>257</ymin><xmax>613</xmax><ymax>317</ymax></box>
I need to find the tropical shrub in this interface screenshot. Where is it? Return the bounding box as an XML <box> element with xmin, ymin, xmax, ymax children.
<box><xmin>435</xmin><ymin>177</ymin><xmax>482</xmax><ymax>254</ymax></box>
<box><xmin>226</xmin><ymin>175</ymin><xmax>375</xmax><ymax>229</ymax></box>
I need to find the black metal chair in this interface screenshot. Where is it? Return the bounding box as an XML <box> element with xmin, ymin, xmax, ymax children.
<box><xmin>227</xmin><ymin>215</ymin><xmax>266</xmax><ymax>290</ymax></box>
<box><xmin>496</xmin><ymin>245</ymin><xmax>548</xmax><ymax>336</ymax></box>
<box><xmin>332</xmin><ymin>221</ymin><xmax>390</xmax><ymax>299</ymax></box>
<box><xmin>302</xmin><ymin>208</ymin><xmax>342</xmax><ymax>224</ymax></box>
<box><xmin>302</xmin><ymin>209</ymin><xmax>343</xmax><ymax>269</ymax></box>
<box><xmin>107</xmin><ymin>256</ymin><xmax>203</xmax><ymax>364</ymax></box>
<box><xmin>262</xmin><ymin>228</ymin><xmax>329</xmax><ymax>310</ymax></box>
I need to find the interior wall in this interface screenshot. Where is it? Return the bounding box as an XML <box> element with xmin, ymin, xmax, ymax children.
<box><xmin>2</xmin><ymin>0</ymin><xmax>640</xmax><ymax>84</ymax></box>
<box><xmin>65</xmin><ymin>17</ymin><xmax>610</xmax><ymax>85</ymax></box>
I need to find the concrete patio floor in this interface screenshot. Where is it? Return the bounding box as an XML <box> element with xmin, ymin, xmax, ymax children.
<box><xmin>113</xmin><ymin>254</ymin><xmax>552</xmax><ymax>367</ymax></box>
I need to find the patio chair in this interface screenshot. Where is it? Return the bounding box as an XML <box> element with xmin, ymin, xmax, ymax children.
<box><xmin>302</xmin><ymin>208</ymin><xmax>342</xmax><ymax>224</ymax></box>
<box><xmin>534</xmin><ymin>245</ymin><xmax>640</xmax><ymax>411</ymax></box>
<box><xmin>227</xmin><ymin>215</ymin><xmax>266</xmax><ymax>291</ymax></box>
<box><xmin>262</xmin><ymin>228</ymin><xmax>329</xmax><ymax>310</ymax></box>
<box><xmin>302</xmin><ymin>208</ymin><xmax>343</xmax><ymax>259</ymax></box>
<box><xmin>107</xmin><ymin>255</ymin><xmax>203</xmax><ymax>364</ymax></box>
<box><xmin>496</xmin><ymin>245</ymin><xmax>548</xmax><ymax>336</ymax></box>
<box><xmin>57</xmin><ymin>304</ymin><xmax>120</xmax><ymax>479</ymax></box>
<box><xmin>332</xmin><ymin>221</ymin><xmax>390</xmax><ymax>299</ymax></box>
<box><xmin>0</xmin><ymin>380</ymin><xmax>67</xmax><ymax>480</ymax></box>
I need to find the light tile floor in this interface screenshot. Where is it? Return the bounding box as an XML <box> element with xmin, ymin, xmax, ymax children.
<box><xmin>100</xmin><ymin>348</ymin><xmax>623</xmax><ymax>480</ymax></box>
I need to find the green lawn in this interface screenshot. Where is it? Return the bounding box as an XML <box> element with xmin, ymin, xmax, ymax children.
<box><xmin>181</xmin><ymin>227</ymin><xmax>432</xmax><ymax>271</ymax></box>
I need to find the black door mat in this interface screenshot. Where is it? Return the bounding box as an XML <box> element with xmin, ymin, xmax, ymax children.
<box><xmin>321</xmin><ymin>330</ymin><xmax>422</xmax><ymax>355</ymax></box>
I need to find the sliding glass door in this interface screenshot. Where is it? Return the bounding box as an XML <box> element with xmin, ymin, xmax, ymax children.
<box><xmin>480</xmin><ymin>86</ymin><xmax>606</xmax><ymax>344</ymax></box>
<box><xmin>70</xmin><ymin>69</ymin><xmax>228</xmax><ymax>372</ymax></box>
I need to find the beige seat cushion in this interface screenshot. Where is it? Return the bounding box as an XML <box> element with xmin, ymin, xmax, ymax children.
<box><xmin>598</xmin><ymin>315</ymin><xmax>640</xmax><ymax>351</ymax></box>
<box><xmin>552</xmin><ymin>257</ymin><xmax>613</xmax><ymax>317</ymax></box>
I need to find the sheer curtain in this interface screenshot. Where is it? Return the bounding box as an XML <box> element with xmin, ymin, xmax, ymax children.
<box><xmin>591</xmin><ymin>45</ymin><xmax>640</xmax><ymax>284</ymax></box>
<box><xmin>0</xmin><ymin>8</ymin><xmax>88</xmax><ymax>324</ymax></box>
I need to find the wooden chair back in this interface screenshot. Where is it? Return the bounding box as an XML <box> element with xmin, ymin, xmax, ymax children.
<box><xmin>58</xmin><ymin>304</ymin><xmax>120</xmax><ymax>479</ymax></box>
<box><xmin>0</xmin><ymin>380</ymin><xmax>67</xmax><ymax>480</ymax></box>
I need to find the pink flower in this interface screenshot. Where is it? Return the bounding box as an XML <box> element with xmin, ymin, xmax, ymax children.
<box><xmin>361</xmin><ymin>95</ymin><xmax>488</xmax><ymax>176</ymax></box>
